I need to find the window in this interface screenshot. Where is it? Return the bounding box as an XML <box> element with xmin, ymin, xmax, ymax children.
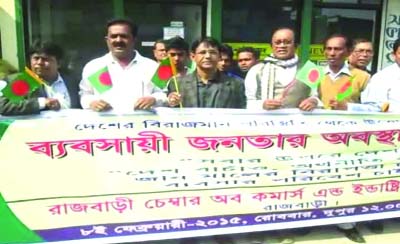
<box><xmin>25</xmin><ymin>0</ymin><xmax>114</xmax><ymax>75</ymax></box>
<box><xmin>124</xmin><ymin>0</ymin><xmax>205</xmax><ymax>58</ymax></box>
<box><xmin>311</xmin><ymin>0</ymin><xmax>382</xmax><ymax>69</ymax></box>
<box><xmin>222</xmin><ymin>0</ymin><xmax>301</xmax><ymax>43</ymax></box>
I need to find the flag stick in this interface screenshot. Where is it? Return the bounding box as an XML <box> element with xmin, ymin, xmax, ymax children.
<box><xmin>25</xmin><ymin>66</ymin><xmax>68</xmax><ymax>109</ymax></box>
<box><xmin>24</xmin><ymin>67</ymin><xmax>46</xmax><ymax>86</ymax></box>
<box><xmin>169</xmin><ymin>57</ymin><xmax>182</xmax><ymax>109</ymax></box>
<box><xmin>172</xmin><ymin>76</ymin><xmax>182</xmax><ymax>109</ymax></box>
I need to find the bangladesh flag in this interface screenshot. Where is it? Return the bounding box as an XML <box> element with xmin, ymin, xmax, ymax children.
<box><xmin>151</xmin><ymin>57</ymin><xmax>176</xmax><ymax>89</ymax></box>
<box><xmin>1</xmin><ymin>69</ymin><xmax>42</xmax><ymax>103</ymax></box>
<box><xmin>336</xmin><ymin>76</ymin><xmax>354</xmax><ymax>102</ymax></box>
<box><xmin>88</xmin><ymin>66</ymin><xmax>112</xmax><ymax>93</ymax></box>
<box><xmin>295</xmin><ymin>60</ymin><xmax>324</xmax><ymax>90</ymax></box>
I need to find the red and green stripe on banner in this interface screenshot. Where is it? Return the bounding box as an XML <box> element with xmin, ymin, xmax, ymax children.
<box><xmin>0</xmin><ymin>120</ymin><xmax>43</xmax><ymax>243</ymax></box>
<box><xmin>0</xmin><ymin>193</ymin><xmax>43</xmax><ymax>243</ymax></box>
<box><xmin>0</xmin><ymin>119</ymin><xmax>14</xmax><ymax>140</ymax></box>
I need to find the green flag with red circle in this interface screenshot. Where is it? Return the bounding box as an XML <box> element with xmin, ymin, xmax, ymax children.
<box><xmin>88</xmin><ymin>66</ymin><xmax>112</xmax><ymax>93</ymax></box>
<box><xmin>1</xmin><ymin>71</ymin><xmax>42</xmax><ymax>103</ymax></box>
<box><xmin>151</xmin><ymin>57</ymin><xmax>176</xmax><ymax>89</ymax></box>
<box><xmin>295</xmin><ymin>60</ymin><xmax>324</xmax><ymax>90</ymax></box>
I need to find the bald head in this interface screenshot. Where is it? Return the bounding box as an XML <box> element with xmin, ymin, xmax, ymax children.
<box><xmin>271</xmin><ymin>28</ymin><xmax>296</xmax><ymax>60</ymax></box>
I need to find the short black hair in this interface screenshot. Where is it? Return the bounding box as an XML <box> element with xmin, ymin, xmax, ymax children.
<box><xmin>166</xmin><ymin>36</ymin><xmax>189</xmax><ymax>53</ymax></box>
<box><xmin>323</xmin><ymin>33</ymin><xmax>352</xmax><ymax>51</ymax></box>
<box><xmin>220</xmin><ymin>44</ymin><xmax>233</xmax><ymax>59</ymax></box>
<box><xmin>393</xmin><ymin>38</ymin><xmax>400</xmax><ymax>53</ymax></box>
<box><xmin>237</xmin><ymin>47</ymin><xmax>260</xmax><ymax>60</ymax></box>
<box><xmin>352</xmin><ymin>38</ymin><xmax>372</xmax><ymax>48</ymax></box>
<box><xmin>153</xmin><ymin>39</ymin><xmax>166</xmax><ymax>50</ymax></box>
<box><xmin>191</xmin><ymin>37</ymin><xmax>221</xmax><ymax>53</ymax></box>
<box><xmin>28</xmin><ymin>41</ymin><xmax>64</xmax><ymax>61</ymax></box>
<box><xmin>106</xmin><ymin>18</ymin><xmax>138</xmax><ymax>37</ymax></box>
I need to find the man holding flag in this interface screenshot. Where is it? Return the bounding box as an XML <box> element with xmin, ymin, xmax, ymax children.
<box><xmin>245</xmin><ymin>27</ymin><xmax>309</xmax><ymax>110</ymax></box>
<box><xmin>299</xmin><ymin>34</ymin><xmax>370</xmax><ymax>112</ymax></box>
<box><xmin>167</xmin><ymin>37</ymin><xmax>245</xmax><ymax>108</ymax></box>
<box><xmin>151</xmin><ymin>37</ymin><xmax>191</xmax><ymax>91</ymax></box>
<box><xmin>0</xmin><ymin>42</ymin><xmax>77</xmax><ymax>116</ymax></box>
<box><xmin>79</xmin><ymin>18</ymin><xmax>165</xmax><ymax>112</ymax></box>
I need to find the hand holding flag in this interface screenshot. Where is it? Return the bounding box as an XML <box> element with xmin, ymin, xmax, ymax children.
<box><xmin>152</xmin><ymin>57</ymin><xmax>183</xmax><ymax>108</ymax></box>
<box><xmin>295</xmin><ymin>60</ymin><xmax>324</xmax><ymax>90</ymax></box>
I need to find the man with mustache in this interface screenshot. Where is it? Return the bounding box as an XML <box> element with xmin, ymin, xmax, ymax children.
<box><xmin>0</xmin><ymin>41</ymin><xmax>78</xmax><ymax>115</ymax></box>
<box><xmin>299</xmin><ymin>34</ymin><xmax>370</xmax><ymax>112</ymax></box>
<box><xmin>79</xmin><ymin>18</ymin><xmax>165</xmax><ymax>112</ymax></box>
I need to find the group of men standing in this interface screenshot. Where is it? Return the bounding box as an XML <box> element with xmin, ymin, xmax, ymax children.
<box><xmin>0</xmin><ymin>16</ymin><xmax>399</xmax><ymax>244</ymax></box>
<box><xmin>1</xmin><ymin>17</ymin><xmax>399</xmax><ymax>118</ymax></box>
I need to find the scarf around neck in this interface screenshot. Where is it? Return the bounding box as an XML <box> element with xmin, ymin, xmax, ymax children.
<box><xmin>263</xmin><ymin>54</ymin><xmax>299</xmax><ymax>68</ymax></box>
<box><xmin>256</xmin><ymin>55</ymin><xmax>299</xmax><ymax>100</ymax></box>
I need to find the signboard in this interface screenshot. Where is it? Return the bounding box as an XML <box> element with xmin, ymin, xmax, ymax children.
<box><xmin>163</xmin><ymin>27</ymin><xmax>184</xmax><ymax>40</ymax></box>
<box><xmin>1</xmin><ymin>110</ymin><xmax>400</xmax><ymax>243</ymax></box>
<box><xmin>378</xmin><ymin>0</ymin><xmax>400</xmax><ymax>69</ymax></box>
<box><xmin>226</xmin><ymin>43</ymin><xmax>326</xmax><ymax>64</ymax></box>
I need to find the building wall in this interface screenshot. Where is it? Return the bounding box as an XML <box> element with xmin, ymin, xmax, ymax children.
<box><xmin>0</xmin><ymin>0</ymin><xmax>20</xmax><ymax>69</ymax></box>
<box><xmin>0</xmin><ymin>0</ymin><xmax>395</xmax><ymax>72</ymax></box>
<box><xmin>378</xmin><ymin>0</ymin><xmax>400</xmax><ymax>69</ymax></box>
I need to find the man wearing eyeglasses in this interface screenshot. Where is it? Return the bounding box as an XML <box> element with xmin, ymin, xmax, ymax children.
<box><xmin>244</xmin><ymin>27</ymin><xmax>309</xmax><ymax>110</ymax></box>
<box><xmin>167</xmin><ymin>37</ymin><xmax>246</xmax><ymax>108</ymax></box>
<box><xmin>348</xmin><ymin>39</ymin><xmax>374</xmax><ymax>73</ymax></box>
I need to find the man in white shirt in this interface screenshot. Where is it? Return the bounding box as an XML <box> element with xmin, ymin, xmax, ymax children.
<box><xmin>0</xmin><ymin>42</ymin><xmax>75</xmax><ymax>116</ymax></box>
<box><xmin>79</xmin><ymin>18</ymin><xmax>165</xmax><ymax>112</ymax></box>
<box><xmin>245</xmin><ymin>27</ymin><xmax>308</xmax><ymax>110</ymax></box>
<box><xmin>353</xmin><ymin>38</ymin><xmax>400</xmax><ymax>112</ymax></box>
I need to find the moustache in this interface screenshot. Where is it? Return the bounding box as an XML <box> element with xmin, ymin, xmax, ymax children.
<box><xmin>113</xmin><ymin>42</ymin><xmax>126</xmax><ymax>48</ymax></box>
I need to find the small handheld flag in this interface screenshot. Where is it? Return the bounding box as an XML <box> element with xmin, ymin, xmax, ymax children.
<box><xmin>88</xmin><ymin>66</ymin><xmax>112</xmax><ymax>93</ymax></box>
<box><xmin>1</xmin><ymin>67</ymin><xmax>42</xmax><ymax>103</ymax></box>
<box><xmin>151</xmin><ymin>57</ymin><xmax>177</xmax><ymax>89</ymax></box>
<box><xmin>336</xmin><ymin>76</ymin><xmax>355</xmax><ymax>102</ymax></box>
<box><xmin>295</xmin><ymin>60</ymin><xmax>324</xmax><ymax>90</ymax></box>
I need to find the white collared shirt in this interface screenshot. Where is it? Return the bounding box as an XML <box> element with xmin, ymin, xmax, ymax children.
<box><xmin>324</xmin><ymin>63</ymin><xmax>352</xmax><ymax>81</ymax></box>
<box><xmin>348</xmin><ymin>63</ymin><xmax>400</xmax><ymax>112</ymax></box>
<box><xmin>38</xmin><ymin>73</ymin><xmax>71</xmax><ymax>109</ymax></box>
<box><xmin>79</xmin><ymin>50</ymin><xmax>165</xmax><ymax>111</ymax></box>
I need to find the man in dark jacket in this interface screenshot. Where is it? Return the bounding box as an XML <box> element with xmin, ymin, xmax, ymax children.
<box><xmin>0</xmin><ymin>41</ymin><xmax>79</xmax><ymax>116</ymax></box>
<box><xmin>167</xmin><ymin>37</ymin><xmax>246</xmax><ymax>109</ymax></box>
